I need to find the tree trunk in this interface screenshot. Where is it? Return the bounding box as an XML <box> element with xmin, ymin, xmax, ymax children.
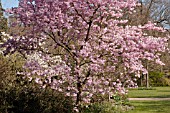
<box><xmin>76</xmin><ymin>86</ymin><xmax>82</xmax><ymax>106</ymax></box>
<box><xmin>146</xmin><ymin>73</ymin><xmax>149</xmax><ymax>88</ymax></box>
<box><xmin>146</xmin><ymin>61</ymin><xmax>149</xmax><ymax>88</ymax></box>
<box><xmin>76</xmin><ymin>76</ymin><xmax>82</xmax><ymax>112</ymax></box>
<box><xmin>140</xmin><ymin>74</ymin><xmax>143</xmax><ymax>87</ymax></box>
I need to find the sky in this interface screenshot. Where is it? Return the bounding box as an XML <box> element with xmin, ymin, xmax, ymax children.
<box><xmin>1</xmin><ymin>0</ymin><xmax>19</xmax><ymax>9</ymax></box>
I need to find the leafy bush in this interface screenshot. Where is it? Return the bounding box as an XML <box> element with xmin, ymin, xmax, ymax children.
<box><xmin>0</xmin><ymin>54</ymin><xmax>14</xmax><ymax>89</ymax></box>
<box><xmin>81</xmin><ymin>101</ymin><xmax>132</xmax><ymax>113</ymax></box>
<box><xmin>81</xmin><ymin>93</ymin><xmax>131</xmax><ymax>113</ymax></box>
<box><xmin>160</xmin><ymin>77</ymin><xmax>170</xmax><ymax>86</ymax></box>
<box><xmin>0</xmin><ymin>53</ymin><xmax>25</xmax><ymax>89</ymax></box>
<box><xmin>0</xmin><ymin>80</ymin><xmax>74</xmax><ymax>113</ymax></box>
<box><xmin>149</xmin><ymin>71</ymin><xmax>170</xmax><ymax>86</ymax></box>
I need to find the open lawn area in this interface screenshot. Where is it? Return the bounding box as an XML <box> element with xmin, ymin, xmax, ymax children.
<box><xmin>128</xmin><ymin>87</ymin><xmax>170</xmax><ymax>98</ymax></box>
<box><xmin>126</xmin><ymin>87</ymin><xmax>170</xmax><ymax>113</ymax></box>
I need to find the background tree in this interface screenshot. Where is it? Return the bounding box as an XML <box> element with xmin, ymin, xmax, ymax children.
<box><xmin>0</xmin><ymin>0</ymin><xmax>7</xmax><ymax>32</ymax></box>
<box><xmin>123</xmin><ymin>0</ymin><xmax>170</xmax><ymax>87</ymax></box>
<box><xmin>141</xmin><ymin>0</ymin><xmax>170</xmax><ymax>87</ymax></box>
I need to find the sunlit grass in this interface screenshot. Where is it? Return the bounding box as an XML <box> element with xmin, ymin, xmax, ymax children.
<box><xmin>128</xmin><ymin>87</ymin><xmax>170</xmax><ymax>98</ymax></box>
<box><xmin>125</xmin><ymin>87</ymin><xmax>170</xmax><ymax>113</ymax></box>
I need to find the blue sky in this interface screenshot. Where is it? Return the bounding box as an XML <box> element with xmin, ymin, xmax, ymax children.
<box><xmin>1</xmin><ymin>0</ymin><xmax>19</xmax><ymax>9</ymax></box>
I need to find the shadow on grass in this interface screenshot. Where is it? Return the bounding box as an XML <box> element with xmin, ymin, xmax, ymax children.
<box><xmin>154</xmin><ymin>95</ymin><xmax>170</xmax><ymax>98</ymax></box>
<box><xmin>126</xmin><ymin>101</ymin><xmax>170</xmax><ymax>113</ymax></box>
<box><xmin>129</xmin><ymin>95</ymin><xmax>170</xmax><ymax>98</ymax></box>
<box><xmin>157</xmin><ymin>90</ymin><xmax>170</xmax><ymax>92</ymax></box>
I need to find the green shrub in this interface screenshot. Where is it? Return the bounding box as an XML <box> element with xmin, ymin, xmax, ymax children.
<box><xmin>81</xmin><ymin>101</ymin><xmax>132</xmax><ymax>113</ymax></box>
<box><xmin>0</xmin><ymin>82</ymin><xmax>74</xmax><ymax>113</ymax></box>
<box><xmin>160</xmin><ymin>77</ymin><xmax>170</xmax><ymax>86</ymax></box>
<box><xmin>0</xmin><ymin>54</ymin><xmax>14</xmax><ymax>89</ymax></box>
<box><xmin>81</xmin><ymin>93</ymin><xmax>131</xmax><ymax>113</ymax></box>
<box><xmin>149</xmin><ymin>71</ymin><xmax>170</xmax><ymax>86</ymax></box>
<box><xmin>0</xmin><ymin>53</ymin><xmax>25</xmax><ymax>89</ymax></box>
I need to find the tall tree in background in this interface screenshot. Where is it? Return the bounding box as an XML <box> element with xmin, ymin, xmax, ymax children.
<box><xmin>124</xmin><ymin>0</ymin><xmax>170</xmax><ymax>87</ymax></box>
<box><xmin>140</xmin><ymin>0</ymin><xmax>170</xmax><ymax>87</ymax></box>
<box><xmin>0</xmin><ymin>0</ymin><xmax>7</xmax><ymax>33</ymax></box>
<box><xmin>143</xmin><ymin>0</ymin><xmax>170</xmax><ymax>28</ymax></box>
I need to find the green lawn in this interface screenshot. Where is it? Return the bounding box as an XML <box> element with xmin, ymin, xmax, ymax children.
<box><xmin>128</xmin><ymin>87</ymin><xmax>170</xmax><ymax>98</ymax></box>
<box><xmin>126</xmin><ymin>87</ymin><xmax>170</xmax><ymax>113</ymax></box>
<box><xmin>125</xmin><ymin>100</ymin><xmax>170</xmax><ymax>113</ymax></box>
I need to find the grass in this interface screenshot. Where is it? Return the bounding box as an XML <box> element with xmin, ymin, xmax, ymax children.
<box><xmin>125</xmin><ymin>87</ymin><xmax>170</xmax><ymax>113</ymax></box>
<box><xmin>127</xmin><ymin>87</ymin><xmax>170</xmax><ymax>98</ymax></box>
<box><xmin>125</xmin><ymin>100</ymin><xmax>170</xmax><ymax>113</ymax></box>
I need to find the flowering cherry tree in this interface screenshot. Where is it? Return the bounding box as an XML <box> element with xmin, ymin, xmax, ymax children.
<box><xmin>1</xmin><ymin>0</ymin><xmax>169</xmax><ymax>109</ymax></box>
